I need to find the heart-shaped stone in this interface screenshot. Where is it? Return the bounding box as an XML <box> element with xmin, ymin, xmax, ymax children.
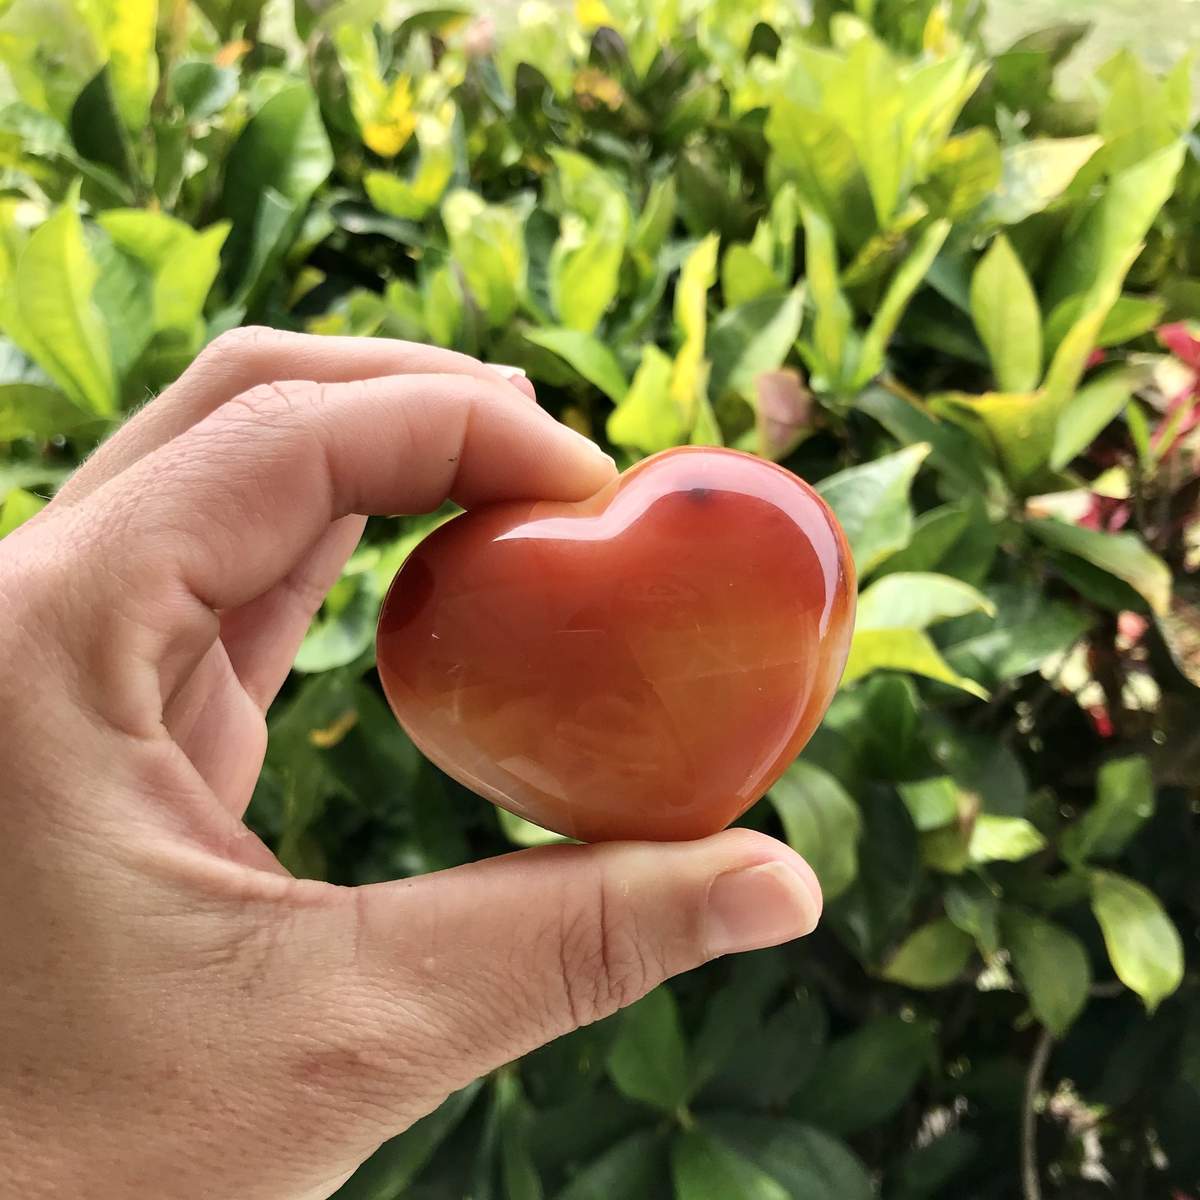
<box><xmin>377</xmin><ymin>446</ymin><xmax>856</xmax><ymax>842</ymax></box>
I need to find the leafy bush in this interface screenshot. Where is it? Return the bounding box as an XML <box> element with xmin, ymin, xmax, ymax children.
<box><xmin>1</xmin><ymin>0</ymin><xmax>1198</xmax><ymax>1196</ymax></box>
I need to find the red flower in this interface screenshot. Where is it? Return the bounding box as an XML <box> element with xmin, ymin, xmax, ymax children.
<box><xmin>1153</xmin><ymin>323</ymin><xmax>1200</xmax><ymax>456</ymax></box>
<box><xmin>1087</xmin><ymin>705</ymin><xmax>1114</xmax><ymax>739</ymax></box>
<box><xmin>1078</xmin><ymin>493</ymin><xmax>1130</xmax><ymax>532</ymax></box>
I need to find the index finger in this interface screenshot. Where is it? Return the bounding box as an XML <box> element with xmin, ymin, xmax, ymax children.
<box><xmin>78</xmin><ymin>371</ymin><xmax>615</xmax><ymax>619</ymax></box>
<box><xmin>55</xmin><ymin>328</ymin><xmax>538</xmax><ymax>508</ymax></box>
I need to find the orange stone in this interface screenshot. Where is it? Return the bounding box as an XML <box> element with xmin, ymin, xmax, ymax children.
<box><xmin>377</xmin><ymin>446</ymin><xmax>856</xmax><ymax>842</ymax></box>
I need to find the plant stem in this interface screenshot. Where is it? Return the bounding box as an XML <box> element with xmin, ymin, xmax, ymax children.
<box><xmin>1021</xmin><ymin>1027</ymin><xmax>1054</xmax><ymax>1200</ymax></box>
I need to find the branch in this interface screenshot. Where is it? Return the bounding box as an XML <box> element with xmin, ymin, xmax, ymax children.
<box><xmin>1021</xmin><ymin>1027</ymin><xmax>1054</xmax><ymax>1200</ymax></box>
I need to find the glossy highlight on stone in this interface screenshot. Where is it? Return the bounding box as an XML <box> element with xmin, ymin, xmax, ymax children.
<box><xmin>377</xmin><ymin>446</ymin><xmax>857</xmax><ymax>842</ymax></box>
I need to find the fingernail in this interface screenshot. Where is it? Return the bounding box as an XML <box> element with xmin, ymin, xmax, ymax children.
<box><xmin>705</xmin><ymin>860</ymin><xmax>821</xmax><ymax>957</ymax></box>
<box><xmin>488</xmin><ymin>363</ymin><xmax>527</xmax><ymax>380</ymax></box>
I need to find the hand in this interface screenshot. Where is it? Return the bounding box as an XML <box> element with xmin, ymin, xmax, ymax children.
<box><xmin>0</xmin><ymin>328</ymin><xmax>822</xmax><ymax>1199</ymax></box>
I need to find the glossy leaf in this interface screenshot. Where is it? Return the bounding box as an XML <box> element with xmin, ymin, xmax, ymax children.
<box><xmin>980</xmin><ymin>136</ymin><xmax>1102</xmax><ymax>227</ymax></box>
<box><xmin>0</xmin><ymin>199</ymin><xmax>114</xmax><ymax>415</ymax></box>
<box><xmin>971</xmin><ymin>235</ymin><xmax>1041</xmax><ymax>393</ymax></box>
<box><xmin>556</xmin><ymin>1131</ymin><xmax>669</xmax><ymax>1200</ymax></box>
<box><xmin>817</xmin><ymin>443</ymin><xmax>930</xmax><ymax>576</ymax></box>
<box><xmin>1091</xmin><ymin>871</ymin><xmax>1185</xmax><ymax>1013</ymax></box>
<box><xmin>843</xmin><ymin>628</ymin><xmax>988</xmax><ymax>698</ymax></box>
<box><xmin>1063</xmin><ymin>756</ymin><xmax>1155</xmax><ymax>865</ymax></box>
<box><xmin>1028</xmin><ymin>518</ymin><xmax>1172</xmax><ymax>617</ymax></box>
<box><xmin>708</xmin><ymin>286</ymin><xmax>804</xmax><ymax>400</ymax></box>
<box><xmin>671</xmin><ymin>1130</ymin><xmax>789</xmax><ymax>1200</ymax></box>
<box><xmin>1003</xmin><ymin>910</ymin><xmax>1091</xmax><ymax>1035</ymax></box>
<box><xmin>704</xmin><ymin>1116</ymin><xmax>873</xmax><ymax>1200</ymax></box>
<box><xmin>968</xmin><ymin>815</ymin><xmax>1046</xmax><ymax>863</ymax></box>
<box><xmin>857</xmin><ymin>572</ymin><xmax>994</xmax><ymax>631</ymax></box>
<box><xmin>523</xmin><ymin>328</ymin><xmax>628</xmax><ymax>402</ymax></box>
<box><xmin>795</xmin><ymin>1016</ymin><xmax>934</xmax><ymax>1134</ymax></box>
<box><xmin>607</xmin><ymin>343</ymin><xmax>680</xmax><ymax>453</ymax></box>
<box><xmin>881</xmin><ymin>918</ymin><xmax>974</xmax><ymax>989</ymax></box>
<box><xmin>606</xmin><ymin>987</ymin><xmax>689</xmax><ymax>1114</ymax></box>
<box><xmin>769</xmin><ymin>761</ymin><xmax>862</xmax><ymax>900</ymax></box>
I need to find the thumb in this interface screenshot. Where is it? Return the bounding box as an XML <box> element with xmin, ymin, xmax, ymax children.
<box><xmin>294</xmin><ymin>828</ymin><xmax>820</xmax><ymax>1133</ymax></box>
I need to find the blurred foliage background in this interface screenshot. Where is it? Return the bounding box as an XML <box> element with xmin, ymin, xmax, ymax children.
<box><xmin>1</xmin><ymin>0</ymin><xmax>1199</xmax><ymax>1196</ymax></box>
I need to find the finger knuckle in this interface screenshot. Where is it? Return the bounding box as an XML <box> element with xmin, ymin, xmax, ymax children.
<box><xmin>200</xmin><ymin>324</ymin><xmax>281</xmax><ymax>366</ymax></box>
<box><xmin>553</xmin><ymin>876</ymin><xmax>656</xmax><ymax>1028</ymax></box>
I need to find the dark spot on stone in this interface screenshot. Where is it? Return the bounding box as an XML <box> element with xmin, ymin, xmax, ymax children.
<box><xmin>687</xmin><ymin>486</ymin><xmax>713</xmax><ymax>503</ymax></box>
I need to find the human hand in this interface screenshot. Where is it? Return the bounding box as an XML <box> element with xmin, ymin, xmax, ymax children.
<box><xmin>0</xmin><ymin>329</ymin><xmax>822</xmax><ymax>1199</ymax></box>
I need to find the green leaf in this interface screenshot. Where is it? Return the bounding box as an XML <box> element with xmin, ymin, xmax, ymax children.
<box><xmin>704</xmin><ymin>1116</ymin><xmax>873</xmax><ymax>1200</ymax></box>
<box><xmin>335</xmin><ymin>1083</ymin><xmax>480</xmax><ymax>1200</ymax></box>
<box><xmin>1090</xmin><ymin>870</ymin><xmax>1184</xmax><ymax>1013</ymax></box>
<box><xmin>709</xmin><ymin>286</ymin><xmax>805</xmax><ymax>400</ymax></box>
<box><xmin>897</xmin><ymin>777</ymin><xmax>959</xmax><ymax>833</ymax></box>
<box><xmin>69</xmin><ymin>65</ymin><xmax>136</xmax><ymax>181</ymax></box>
<box><xmin>843</xmin><ymin>628</ymin><xmax>988</xmax><ymax>698</ymax></box>
<box><xmin>98</xmin><ymin>211</ymin><xmax>230</xmax><ymax>338</ymax></box>
<box><xmin>1051</xmin><ymin>368</ymin><xmax>1138</xmax><ymax>470</ymax></box>
<box><xmin>1045</xmin><ymin>142</ymin><xmax>1186</xmax><ymax>314</ymax></box>
<box><xmin>496</xmin><ymin>807</ymin><xmax>567</xmax><ymax>847</ymax></box>
<box><xmin>0</xmin><ymin>487</ymin><xmax>44</xmax><ymax>537</ymax></box>
<box><xmin>943</xmin><ymin>581</ymin><xmax>1091</xmax><ymax>685</ymax></box>
<box><xmin>769</xmin><ymin>761</ymin><xmax>862</xmax><ymax>900</ymax></box>
<box><xmin>944</xmin><ymin>876</ymin><xmax>1000</xmax><ymax>955</ymax></box>
<box><xmin>293</xmin><ymin>574</ymin><xmax>379</xmax><ymax>674</ymax></box>
<box><xmin>89</xmin><ymin>0</ymin><xmax>158</xmax><ymax>130</ymax></box>
<box><xmin>606</xmin><ymin>987</ymin><xmax>690</xmax><ymax>1113</ymax></box>
<box><xmin>721</xmin><ymin>245</ymin><xmax>782</xmax><ymax>308</ymax></box>
<box><xmin>700</xmin><ymin>993</ymin><xmax>827</xmax><ymax>1111</ymax></box>
<box><xmin>1002</xmin><ymin>910</ymin><xmax>1091</xmax><ymax>1035</ymax></box>
<box><xmin>363</xmin><ymin>113</ymin><xmax>454</xmax><ymax>221</ymax></box>
<box><xmin>971</xmin><ymin>235</ymin><xmax>1042</xmax><ymax>393</ymax></box>
<box><xmin>855</xmin><ymin>219</ymin><xmax>951</xmax><ymax>387</ymax></box>
<box><xmin>816</xmin><ymin>443</ymin><xmax>930</xmax><ymax>576</ymax></box>
<box><xmin>795</xmin><ymin>1016</ymin><xmax>933</xmax><ymax>1135</ymax></box>
<box><xmin>607</xmin><ymin>343</ymin><xmax>680</xmax><ymax>453</ymax></box>
<box><xmin>671</xmin><ymin>1130</ymin><xmax>789</xmax><ymax>1200</ymax></box>
<box><xmin>171</xmin><ymin>61</ymin><xmax>239</xmax><ymax>120</ymax></box>
<box><xmin>881</xmin><ymin>918</ymin><xmax>974</xmax><ymax>989</ymax></box>
<box><xmin>923</xmin><ymin>127</ymin><xmax>1002</xmax><ymax>219</ymax></box>
<box><xmin>891</xmin><ymin>1131</ymin><xmax>981</xmax><ymax>1200</ymax></box>
<box><xmin>674</xmin><ymin>233</ymin><xmax>722</xmax><ymax>446</ymax></box>
<box><xmin>933</xmin><ymin>389</ymin><xmax>1056</xmax><ymax>487</ymax></box>
<box><xmin>631</xmin><ymin>175</ymin><xmax>677</xmax><ymax>267</ymax></box>
<box><xmin>0</xmin><ymin>200</ymin><xmax>115</xmax><ymax>415</ymax></box>
<box><xmin>765</xmin><ymin>102</ymin><xmax>869</xmax><ymax>248</ymax></box>
<box><xmin>969</xmin><ymin>815</ymin><xmax>1046</xmax><ymax>863</ymax></box>
<box><xmin>1064</xmin><ymin>756</ymin><xmax>1155</xmax><ymax>865</ymax></box>
<box><xmin>220</xmin><ymin>82</ymin><xmax>333</xmax><ymax>303</ymax></box>
<box><xmin>980</xmin><ymin>136</ymin><xmax>1102</xmax><ymax>227</ymax></box>
<box><xmin>556</xmin><ymin>1131</ymin><xmax>669</xmax><ymax>1200</ymax></box>
<box><xmin>799</xmin><ymin>202</ymin><xmax>855</xmax><ymax>390</ymax></box>
<box><xmin>523</xmin><ymin>328</ymin><xmax>628</xmax><ymax>402</ymax></box>
<box><xmin>443</xmin><ymin>190</ymin><xmax>529</xmax><ymax>328</ymax></box>
<box><xmin>875</xmin><ymin>503</ymin><xmax>970</xmax><ymax>577</ymax></box>
<box><xmin>857</xmin><ymin>572</ymin><xmax>994</xmax><ymax>631</ymax></box>
<box><xmin>0</xmin><ymin>339</ymin><xmax>91</xmax><ymax>440</ymax></box>
<box><xmin>1028</xmin><ymin>518</ymin><xmax>1172</xmax><ymax>617</ymax></box>
<box><xmin>824</xmin><ymin>37</ymin><xmax>905</xmax><ymax>226</ymax></box>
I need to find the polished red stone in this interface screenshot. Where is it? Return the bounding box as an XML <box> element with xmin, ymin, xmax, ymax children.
<box><xmin>377</xmin><ymin>446</ymin><xmax>856</xmax><ymax>842</ymax></box>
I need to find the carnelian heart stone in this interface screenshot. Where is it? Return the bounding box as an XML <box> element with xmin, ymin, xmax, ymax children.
<box><xmin>377</xmin><ymin>446</ymin><xmax>856</xmax><ymax>842</ymax></box>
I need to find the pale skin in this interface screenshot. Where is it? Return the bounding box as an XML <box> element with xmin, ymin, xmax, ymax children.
<box><xmin>0</xmin><ymin>328</ymin><xmax>822</xmax><ymax>1199</ymax></box>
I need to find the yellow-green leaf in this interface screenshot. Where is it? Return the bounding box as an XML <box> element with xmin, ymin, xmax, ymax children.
<box><xmin>971</xmin><ymin>235</ymin><xmax>1042</xmax><ymax>393</ymax></box>
<box><xmin>881</xmin><ymin>918</ymin><xmax>974</xmax><ymax>989</ymax></box>
<box><xmin>843</xmin><ymin>628</ymin><xmax>988</xmax><ymax>698</ymax></box>
<box><xmin>1</xmin><ymin>200</ymin><xmax>115</xmax><ymax>415</ymax></box>
<box><xmin>1091</xmin><ymin>870</ymin><xmax>1184</xmax><ymax>1013</ymax></box>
